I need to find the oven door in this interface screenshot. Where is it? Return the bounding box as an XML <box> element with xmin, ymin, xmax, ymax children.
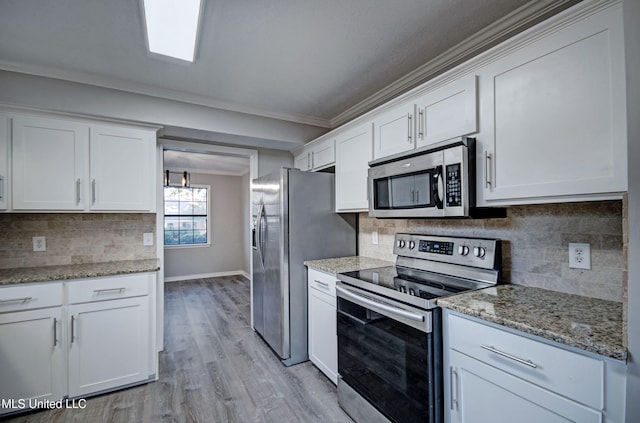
<box><xmin>368</xmin><ymin>150</ymin><xmax>444</xmax><ymax>218</ymax></box>
<box><xmin>336</xmin><ymin>284</ymin><xmax>442</xmax><ymax>423</ymax></box>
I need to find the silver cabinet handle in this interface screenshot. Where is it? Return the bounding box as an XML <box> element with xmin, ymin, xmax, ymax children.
<box><xmin>0</xmin><ymin>297</ymin><xmax>32</xmax><ymax>304</ymax></box>
<box><xmin>53</xmin><ymin>317</ymin><xmax>58</xmax><ymax>347</ymax></box>
<box><xmin>311</xmin><ymin>151</ymin><xmax>315</xmax><ymax>169</ymax></box>
<box><xmin>307</xmin><ymin>152</ymin><xmax>311</xmax><ymax>170</ymax></box>
<box><xmin>407</xmin><ymin>114</ymin><xmax>413</xmax><ymax>143</ymax></box>
<box><xmin>71</xmin><ymin>315</ymin><xmax>76</xmax><ymax>344</ymax></box>
<box><xmin>484</xmin><ymin>151</ymin><xmax>492</xmax><ymax>188</ymax></box>
<box><xmin>91</xmin><ymin>179</ymin><xmax>96</xmax><ymax>205</ymax></box>
<box><xmin>418</xmin><ymin>109</ymin><xmax>424</xmax><ymax>139</ymax></box>
<box><xmin>93</xmin><ymin>287</ymin><xmax>126</xmax><ymax>294</ymax></box>
<box><xmin>450</xmin><ymin>367</ymin><xmax>459</xmax><ymax>411</ymax></box>
<box><xmin>76</xmin><ymin>178</ymin><xmax>81</xmax><ymax>205</ymax></box>
<box><xmin>313</xmin><ymin>280</ymin><xmax>330</xmax><ymax>290</ymax></box>
<box><xmin>0</xmin><ymin>175</ymin><xmax>4</xmax><ymax>201</ymax></box>
<box><xmin>481</xmin><ymin>344</ymin><xmax>538</xmax><ymax>368</ymax></box>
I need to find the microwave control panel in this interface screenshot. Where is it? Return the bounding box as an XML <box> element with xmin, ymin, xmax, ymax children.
<box><xmin>446</xmin><ymin>163</ymin><xmax>462</xmax><ymax>207</ymax></box>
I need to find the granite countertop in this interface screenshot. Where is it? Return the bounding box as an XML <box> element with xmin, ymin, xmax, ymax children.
<box><xmin>437</xmin><ymin>284</ymin><xmax>626</xmax><ymax>361</ymax></box>
<box><xmin>304</xmin><ymin>256</ymin><xmax>394</xmax><ymax>276</ymax></box>
<box><xmin>0</xmin><ymin>259</ymin><xmax>160</xmax><ymax>285</ymax></box>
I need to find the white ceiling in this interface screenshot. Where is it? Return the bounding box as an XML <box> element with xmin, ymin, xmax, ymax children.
<box><xmin>0</xmin><ymin>0</ymin><xmax>579</xmax><ymax>151</ymax></box>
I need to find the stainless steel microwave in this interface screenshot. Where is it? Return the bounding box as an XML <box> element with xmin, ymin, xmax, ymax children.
<box><xmin>368</xmin><ymin>137</ymin><xmax>476</xmax><ymax>218</ymax></box>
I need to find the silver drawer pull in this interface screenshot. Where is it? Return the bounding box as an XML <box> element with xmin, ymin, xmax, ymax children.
<box><xmin>93</xmin><ymin>287</ymin><xmax>126</xmax><ymax>294</ymax></box>
<box><xmin>481</xmin><ymin>344</ymin><xmax>538</xmax><ymax>368</ymax></box>
<box><xmin>314</xmin><ymin>280</ymin><xmax>330</xmax><ymax>290</ymax></box>
<box><xmin>0</xmin><ymin>297</ymin><xmax>33</xmax><ymax>304</ymax></box>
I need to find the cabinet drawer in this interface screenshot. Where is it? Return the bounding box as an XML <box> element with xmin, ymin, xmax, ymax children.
<box><xmin>448</xmin><ymin>313</ymin><xmax>603</xmax><ymax>409</ymax></box>
<box><xmin>0</xmin><ymin>282</ymin><xmax>63</xmax><ymax>312</ymax></box>
<box><xmin>308</xmin><ymin>268</ymin><xmax>337</xmax><ymax>296</ymax></box>
<box><xmin>67</xmin><ymin>273</ymin><xmax>150</xmax><ymax>304</ymax></box>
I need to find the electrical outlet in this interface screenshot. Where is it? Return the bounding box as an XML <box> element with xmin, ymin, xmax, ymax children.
<box><xmin>143</xmin><ymin>232</ymin><xmax>154</xmax><ymax>246</ymax></box>
<box><xmin>32</xmin><ymin>236</ymin><xmax>46</xmax><ymax>252</ymax></box>
<box><xmin>372</xmin><ymin>230</ymin><xmax>379</xmax><ymax>245</ymax></box>
<box><xmin>569</xmin><ymin>243</ymin><xmax>591</xmax><ymax>270</ymax></box>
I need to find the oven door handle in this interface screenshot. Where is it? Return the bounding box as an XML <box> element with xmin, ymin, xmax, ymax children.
<box><xmin>336</xmin><ymin>285</ymin><xmax>426</xmax><ymax>323</ymax></box>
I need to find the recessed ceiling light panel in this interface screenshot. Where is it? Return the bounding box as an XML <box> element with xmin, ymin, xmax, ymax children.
<box><xmin>142</xmin><ymin>0</ymin><xmax>202</xmax><ymax>63</ymax></box>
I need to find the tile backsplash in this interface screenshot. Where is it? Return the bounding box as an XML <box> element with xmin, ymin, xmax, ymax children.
<box><xmin>0</xmin><ymin>213</ymin><xmax>156</xmax><ymax>269</ymax></box>
<box><xmin>359</xmin><ymin>200</ymin><xmax>625</xmax><ymax>302</ymax></box>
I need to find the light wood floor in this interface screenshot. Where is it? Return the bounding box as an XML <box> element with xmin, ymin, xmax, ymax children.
<box><xmin>4</xmin><ymin>276</ymin><xmax>352</xmax><ymax>423</ymax></box>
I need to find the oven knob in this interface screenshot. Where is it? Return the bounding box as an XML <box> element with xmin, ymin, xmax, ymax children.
<box><xmin>409</xmin><ymin>288</ymin><xmax>415</xmax><ymax>296</ymax></box>
<box><xmin>397</xmin><ymin>240</ymin><xmax>406</xmax><ymax>249</ymax></box>
<box><xmin>408</xmin><ymin>241</ymin><xmax>416</xmax><ymax>250</ymax></box>
<box><xmin>473</xmin><ymin>246</ymin><xmax>486</xmax><ymax>258</ymax></box>
<box><xmin>458</xmin><ymin>245</ymin><xmax>469</xmax><ymax>256</ymax></box>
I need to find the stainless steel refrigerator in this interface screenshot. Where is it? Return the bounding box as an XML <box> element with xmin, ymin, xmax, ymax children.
<box><xmin>252</xmin><ymin>168</ymin><xmax>356</xmax><ymax>366</ymax></box>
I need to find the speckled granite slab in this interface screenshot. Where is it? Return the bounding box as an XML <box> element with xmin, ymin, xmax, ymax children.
<box><xmin>437</xmin><ymin>284</ymin><xmax>626</xmax><ymax>360</ymax></box>
<box><xmin>304</xmin><ymin>256</ymin><xmax>394</xmax><ymax>276</ymax></box>
<box><xmin>0</xmin><ymin>259</ymin><xmax>160</xmax><ymax>285</ymax></box>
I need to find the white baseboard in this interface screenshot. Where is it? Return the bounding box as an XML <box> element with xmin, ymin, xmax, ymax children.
<box><xmin>165</xmin><ymin>270</ymin><xmax>250</xmax><ymax>283</ymax></box>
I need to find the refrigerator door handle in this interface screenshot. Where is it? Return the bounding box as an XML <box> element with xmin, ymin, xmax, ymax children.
<box><xmin>256</xmin><ymin>201</ymin><xmax>266</xmax><ymax>269</ymax></box>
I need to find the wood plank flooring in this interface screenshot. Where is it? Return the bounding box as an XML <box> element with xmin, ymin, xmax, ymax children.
<box><xmin>3</xmin><ymin>276</ymin><xmax>352</xmax><ymax>423</ymax></box>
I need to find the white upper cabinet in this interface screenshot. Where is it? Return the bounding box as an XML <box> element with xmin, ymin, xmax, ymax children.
<box><xmin>12</xmin><ymin>115</ymin><xmax>88</xmax><ymax>210</ymax></box>
<box><xmin>477</xmin><ymin>1</ymin><xmax>626</xmax><ymax>205</ymax></box>
<box><xmin>0</xmin><ymin>114</ymin><xmax>8</xmax><ymax>211</ymax></box>
<box><xmin>11</xmin><ymin>113</ymin><xmax>157</xmax><ymax>212</ymax></box>
<box><xmin>372</xmin><ymin>102</ymin><xmax>415</xmax><ymax>160</ymax></box>
<box><xmin>293</xmin><ymin>138</ymin><xmax>336</xmax><ymax>172</ymax></box>
<box><xmin>335</xmin><ymin>122</ymin><xmax>372</xmax><ymax>212</ymax></box>
<box><xmin>90</xmin><ymin>125</ymin><xmax>154</xmax><ymax>211</ymax></box>
<box><xmin>415</xmin><ymin>74</ymin><xmax>478</xmax><ymax>149</ymax></box>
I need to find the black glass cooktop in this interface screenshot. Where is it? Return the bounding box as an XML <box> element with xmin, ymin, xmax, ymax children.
<box><xmin>338</xmin><ymin>266</ymin><xmax>478</xmax><ymax>309</ymax></box>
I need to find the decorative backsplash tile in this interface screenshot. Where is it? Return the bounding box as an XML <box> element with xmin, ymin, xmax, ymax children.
<box><xmin>359</xmin><ymin>200</ymin><xmax>625</xmax><ymax>302</ymax></box>
<box><xmin>0</xmin><ymin>213</ymin><xmax>157</xmax><ymax>269</ymax></box>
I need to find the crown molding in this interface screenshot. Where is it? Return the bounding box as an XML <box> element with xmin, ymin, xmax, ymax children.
<box><xmin>329</xmin><ymin>0</ymin><xmax>580</xmax><ymax>128</ymax></box>
<box><xmin>0</xmin><ymin>60</ymin><xmax>332</xmax><ymax>129</ymax></box>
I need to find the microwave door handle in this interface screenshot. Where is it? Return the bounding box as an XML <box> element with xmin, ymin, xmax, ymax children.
<box><xmin>434</xmin><ymin>165</ymin><xmax>444</xmax><ymax>209</ymax></box>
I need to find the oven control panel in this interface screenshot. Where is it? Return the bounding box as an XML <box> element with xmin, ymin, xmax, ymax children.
<box><xmin>393</xmin><ymin>233</ymin><xmax>500</xmax><ymax>270</ymax></box>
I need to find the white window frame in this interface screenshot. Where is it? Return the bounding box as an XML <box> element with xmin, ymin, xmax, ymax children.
<box><xmin>163</xmin><ymin>183</ymin><xmax>211</xmax><ymax>249</ymax></box>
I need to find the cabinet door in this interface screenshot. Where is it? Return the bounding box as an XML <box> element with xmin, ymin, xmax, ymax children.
<box><xmin>373</xmin><ymin>103</ymin><xmax>415</xmax><ymax>159</ymax></box>
<box><xmin>311</xmin><ymin>139</ymin><xmax>335</xmax><ymax>170</ymax></box>
<box><xmin>294</xmin><ymin>149</ymin><xmax>311</xmax><ymax>171</ymax></box>
<box><xmin>448</xmin><ymin>350</ymin><xmax>601</xmax><ymax>423</ymax></box>
<box><xmin>0</xmin><ymin>114</ymin><xmax>8</xmax><ymax>211</ymax></box>
<box><xmin>0</xmin><ymin>308</ymin><xmax>64</xmax><ymax>413</ymax></box>
<box><xmin>416</xmin><ymin>74</ymin><xmax>477</xmax><ymax>149</ymax></box>
<box><xmin>335</xmin><ymin>123</ymin><xmax>372</xmax><ymax>212</ymax></box>
<box><xmin>479</xmin><ymin>4</ymin><xmax>626</xmax><ymax>204</ymax></box>
<box><xmin>12</xmin><ymin>115</ymin><xmax>88</xmax><ymax>210</ymax></box>
<box><xmin>90</xmin><ymin>126</ymin><xmax>154</xmax><ymax>211</ymax></box>
<box><xmin>308</xmin><ymin>285</ymin><xmax>337</xmax><ymax>384</ymax></box>
<box><xmin>68</xmin><ymin>296</ymin><xmax>149</xmax><ymax>397</ymax></box>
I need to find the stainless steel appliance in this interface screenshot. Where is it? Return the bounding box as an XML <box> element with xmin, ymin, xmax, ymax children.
<box><xmin>336</xmin><ymin>233</ymin><xmax>501</xmax><ymax>423</ymax></box>
<box><xmin>369</xmin><ymin>137</ymin><xmax>485</xmax><ymax>218</ymax></box>
<box><xmin>252</xmin><ymin>168</ymin><xmax>356</xmax><ymax>366</ymax></box>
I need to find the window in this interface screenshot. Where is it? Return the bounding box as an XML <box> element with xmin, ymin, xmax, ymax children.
<box><xmin>164</xmin><ymin>185</ymin><xmax>209</xmax><ymax>246</ymax></box>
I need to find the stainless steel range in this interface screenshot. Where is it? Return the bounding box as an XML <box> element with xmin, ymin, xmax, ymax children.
<box><xmin>336</xmin><ymin>233</ymin><xmax>501</xmax><ymax>423</ymax></box>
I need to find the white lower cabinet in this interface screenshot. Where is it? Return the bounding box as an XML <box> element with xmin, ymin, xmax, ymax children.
<box><xmin>68</xmin><ymin>296</ymin><xmax>149</xmax><ymax>397</ymax></box>
<box><xmin>444</xmin><ymin>310</ymin><xmax>626</xmax><ymax>423</ymax></box>
<box><xmin>0</xmin><ymin>273</ymin><xmax>156</xmax><ymax>416</ymax></box>
<box><xmin>307</xmin><ymin>268</ymin><xmax>338</xmax><ymax>384</ymax></box>
<box><xmin>0</xmin><ymin>307</ymin><xmax>65</xmax><ymax>411</ymax></box>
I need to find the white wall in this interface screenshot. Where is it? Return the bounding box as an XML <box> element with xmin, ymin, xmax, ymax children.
<box><xmin>164</xmin><ymin>172</ymin><xmax>247</xmax><ymax>281</ymax></box>
<box><xmin>257</xmin><ymin>148</ymin><xmax>294</xmax><ymax>177</ymax></box>
<box><xmin>624</xmin><ymin>0</ymin><xmax>640</xmax><ymax>420</ymax></box>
